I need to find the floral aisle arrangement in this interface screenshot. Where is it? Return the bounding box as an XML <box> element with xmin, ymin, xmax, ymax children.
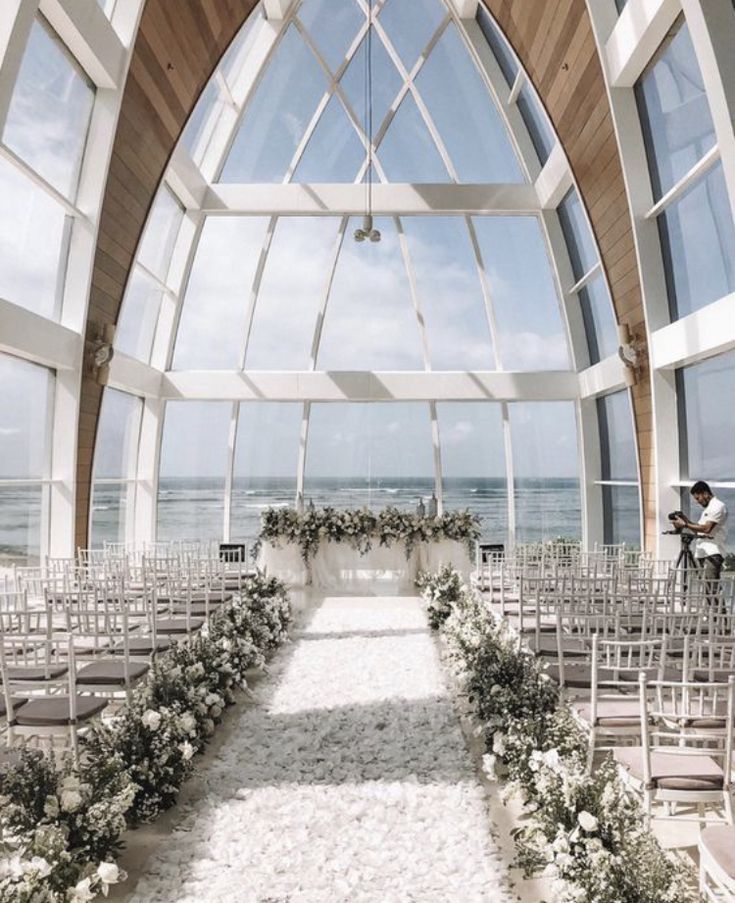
<box><xmin>258</xmin><ymin>505</ymin><xmax>481</xmax><ymax>563</ymax></box>
<box><xmin>417</xmin><ymin>569</ymin><xmax>695</xmax><ymax>903</ymax></box>
<box><xmin>0</xmin><ymin>572</ymin><xmax>291</xmax><ymax>903</ymax></box>
<box><xmin>415</xmin><ymin>564</ymin><xmax>465</xmax><ymax>630</ymax></box>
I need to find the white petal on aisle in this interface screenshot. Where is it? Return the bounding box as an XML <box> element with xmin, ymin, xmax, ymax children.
<box><xmin>125</xmin><ymin>596</ymin><xmax>516</xmax><ymax>903</ymax></box>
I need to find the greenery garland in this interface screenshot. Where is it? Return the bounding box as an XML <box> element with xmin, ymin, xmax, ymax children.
<box><xmin>258</xmin><ymin>505</ymin><xmax>481</xmax><ymax>564</ymax></box>
<box><xmin>0</xmin><ymin>572</ymin><xmax>291</xmax><ymax>903</ymax></box>
<box><xmin>417</xmin><ymin>568</ymin><xmax>696</xmax><ymax>903</ymax></box>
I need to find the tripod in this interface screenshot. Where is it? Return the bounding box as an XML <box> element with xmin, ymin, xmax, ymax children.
<box><xmin>664</xmin><ymin>530</ymin><xmax>699</xmax><ymax>595</ymax></box>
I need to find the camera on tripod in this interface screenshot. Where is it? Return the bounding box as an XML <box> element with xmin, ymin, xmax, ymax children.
<box><xmin>662</xmin><ymin>511</ymin><xmax>695</xmax><ymax>541</ymax></box>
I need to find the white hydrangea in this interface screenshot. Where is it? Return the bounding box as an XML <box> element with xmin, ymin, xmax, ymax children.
<box><xmin>142</xmin><ymin>709</ymin><xmax>162</xmax><ymax>732</ymax></box>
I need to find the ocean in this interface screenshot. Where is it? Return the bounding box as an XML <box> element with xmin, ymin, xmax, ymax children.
<box><xmin>1</xmin><ymin>477</ymin><xmax>587</xmax><ymax>565</ymax></box>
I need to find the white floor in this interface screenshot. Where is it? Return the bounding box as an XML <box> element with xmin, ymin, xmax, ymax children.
<box><xmin>121</xmin><ymin>595</ymin><xmax>522</xmax><ymax>903</ymax></box>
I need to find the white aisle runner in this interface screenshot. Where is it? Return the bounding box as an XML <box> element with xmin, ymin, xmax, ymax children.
<box><xmin>125</xmin><ymin>596</ymin><xmax>516</xmax><ymax>903</ymax></box>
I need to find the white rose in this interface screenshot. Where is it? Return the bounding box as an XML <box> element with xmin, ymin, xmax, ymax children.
<box><xmin>210</xmin><ymin>705</ymin><xmax>222</xmax><ymax>719</ymax></box>
<box><xmin>179</xmin><ymin>713</ymin><xmax>196</xmax><ymax>734</ymax></box>
<box><xmin>142</xmin><ymin>709</ymin><xmax>162</xmax><ymax>732</ymax></box>
<box><xmin>97</xmin><ymin>861</ymin><xmax>121</xmax><ymax>885</ymax></box>
<box><xmin>577</xmin><ymin>810</ymin><xmax>599</xmax><ymax>832</ymax></box>
<box><xmin>69</xmin><ymin>877</ymin><xmax>95</xmax><ymax>903</ymax></box>
<box><xmin>481</xmin><ymin>753</ymin><xmax>497</xmax><ymax>781</ymax></box>
<box><xmin>542</xmin><ymin>748</ymin><xmax>561</xmax><ymax>771</ymax></box>
<box><xmin>43</xmin><ymin>795</ymin><xmax>60</xmax><ymax>818</ymax></box>
<box><xmin>204</xmin><ymin>693</ymin><xmax>220</xmax><ymax>707</ymax></box>
<box><xmin>29</xmin><ymin>857</ymin><xmax>51</xmax><ymax>878</ymax></box>
<box><xmin>60</xmin><ymin>789</ymin><xmax>83</xmax><ymax>813</ymax></box>
<box><xmin>492</xmin><ymin>733</ymin><xmax>506</xmax><ymax>757</ymax></box>
<box><xmin>220</xmin><ymin>638</ymin><xmax>232</xmax><ymax>652</ymax></box>
<box><xmin>178</xmin><ymin>741</ymin><xmax>195</xmax><ymax>761</ymax></box>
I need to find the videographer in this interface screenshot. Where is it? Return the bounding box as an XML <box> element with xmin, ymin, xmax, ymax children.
<box><xmin>670</xmin><ymin>481</ymin><xmax>728</xmax><ymax>590</ymax></box>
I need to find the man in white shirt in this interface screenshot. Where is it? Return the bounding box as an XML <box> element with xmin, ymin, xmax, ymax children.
<box><xmin>672</xmin><ymin>481</ymin><xmax>728</xmax><ymax>591</ymax></box>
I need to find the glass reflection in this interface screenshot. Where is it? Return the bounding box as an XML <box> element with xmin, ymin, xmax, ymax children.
<box><xmin>115</xmin><ymin>268</ymin><xmax>165</xmax><ymax>363</ymax></box>
<box><xmin>579</xmin><ymin>273</ymin><xmax>618</xmax><ymax>365</ymax></box>
<box><xmin>0</xmin><ymin>353</ymin><xmax>54</xmax><ymax>480</ymax></box>
<box><xmin>598</xmin><ymin>390</ymin><xmax>637</xmax><ymax>481</ymax></box>
<box><xmin>93</xmin><ymin>390</ymin><xmax>142</xmax><ymax>480</ymax></box>
<box><xmin>378</xmin><ymin>0</ymin><xmax>446</xmax><ymax>72</ymax></box>
<box><xmin>379</xmin><ymin>92</ymin><xmax>450</xmax><ymax>182</ymax></box>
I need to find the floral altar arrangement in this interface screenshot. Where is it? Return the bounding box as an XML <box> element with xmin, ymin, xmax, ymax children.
<box><xmin>258</xmin><ymin>505</ymin><xmax>481</xmax><ymax>564</ymax></box>
<box><xmin>416</xmin><ymin>568</ymin><xmax>695</xmax><ymax>903</ymax></box>
<box><xmin>0</xmin><ymin>572</ymin><xmax>291</xmax><ymax>903</ymax></box>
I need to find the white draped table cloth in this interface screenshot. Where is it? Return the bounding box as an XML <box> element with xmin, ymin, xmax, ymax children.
<box><xmin>258</xmin><ymin>539</ymin><xmax>473</xmax><ymax>590</ymax></box>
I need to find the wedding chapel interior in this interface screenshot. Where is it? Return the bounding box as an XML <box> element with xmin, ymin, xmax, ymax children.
<box><xmin>1</xmin><ymin>0</ymin><xmax>735</xmax><ymax>900</ymax></box>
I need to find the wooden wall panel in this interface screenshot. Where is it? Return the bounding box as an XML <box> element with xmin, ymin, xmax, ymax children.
<box><xmin>75</xmin><ymin>0</ymin><xmax>257</xmax><ymax>548</ymax></box>
<box><xmin>76</xmin><ymin>0</ymin><xmax>656</xmax><ymax>551</ymax></box>
<box><xmin>480</xmin><ymin>0</ymin><xmax>656</xmax><ymax>550</ymax></box>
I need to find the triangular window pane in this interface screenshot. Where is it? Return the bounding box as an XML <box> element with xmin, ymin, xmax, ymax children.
<box><xmin>317</xmin><ymin>217</ymin><xmax>424</xmax><ymax>369</ymax></box>
<box><xmin>246</xmin><ymin>217</ymin><xmax>340</xmax><ymax>369</ymax></box>
<box><xmin>416</xmin><ymin>23</ymin><xmax>524</xmax><ymax>183</ymax></box>
<box><xmin>293</xmin><ymin>96</ymin><xmax>365</xmax><ymax>182</ymax></box>
<box><xmin>402</xmin><ymin>217</ymin><xmax>495</xmax><ymax>369</ymax></box>
<box><xmin>298</xmin><ymin>0</ymin><xmax>363</xmax><ymax>74</ymax></box>
<box><xmin>219</xmin><ymin>26</ymin><xmax>326</xmax><ymax>183</ymax></box>
<box><xmin>378</xmin><ymin>93</ymin><xmax>450</xmax><ymax>182</ymax></box>
<box><xmin>378</xmin><ymin>0</ymin><xmax>446</xmax><ymax>72</ymax></box>
<box><xmin>340</xmin><ymin>30</ymin><xmax>403</xmax><ymax>136</ymax></box>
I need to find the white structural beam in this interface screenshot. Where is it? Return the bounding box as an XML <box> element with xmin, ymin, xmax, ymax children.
<box><xmin>0</xmin><ymin>299</ymin><xmax>81</xmax><ymax>370</ymax></box>
<box><xmin>536</xmin><ymin>141</ymin><xmax>573</xmax><ymax>209</ymax></box>
<box><xmin>450</xmin><ymin>0</ymin><xmax>479</xmax><ymax>18</ymax></box>
<box><xmin>39</xmin><ymin>0</ymin><xmax>126</xmax><ymax>88</ymax></box>
<box><xmin>162</xmin><ymin>370</ymin><xmax>580</xmax><ymax>402</ymax></box>
<box><xmin>578</xmin><ymin>354</ymin><xmax>629</xmax><ymax>399</ymax></box>
<box><xmin>649</xmin><ymin>292</ymin><xmax>735</xmax><ymax>370</ymax></box>
<box><xmin>605</xmin><ymin>0</ymin><xmax>679</xmax><ymax>88</ymax></box>
<box><xmin>107</xmin><ymin>352</ymin><xmax>164</xmax><ymax>398</ymax></box>
<box><xmin>262</xmin><ymin>0</ymin><xmax>295</xmax><ymax>20</ymax></box>
<box><xmin>203</xmin><ymin>182</ymin><xmax>541</xmax><ymax>215</ymax></box>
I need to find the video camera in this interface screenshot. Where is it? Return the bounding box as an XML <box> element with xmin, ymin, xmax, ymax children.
<box><xmin>663</xmin><ymin>511</ymin><xmax>694</xmax><ymax>540</ymax></box>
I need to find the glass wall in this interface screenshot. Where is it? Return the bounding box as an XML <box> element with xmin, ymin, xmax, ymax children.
<box><xmin>437</xmin><ymin>403</ymin><xmax>507</xmax><ymax>541</ymax></box>
<box><xmin>676</xmin><ymin>350</ymin><xmax>735</xmax><ymax>552</ymax></box>
<box><xmin>0</xmin><ymin>354</ymin><xmax>54</xmax><ymax>566</ymax></box>
<box><xmin>231</xmin><ymin>403</ymin><xmax>302</xmax><ymax>538</ymax></box>
<box><xmin>90</xmin><ymin>390</ymin><xmax>143</xmax><ymax>547</ymax></box>
<box><xmin>636</xmin><ymin>21</ymin><xmax>735</xmax><ymax>320</ymax></box>
<box><xmin>304</xmin><ymin>403</ymin><xmax>435</xmax><ymax>509</ymax></box>
<box><xmin>557</xmin><ymin>188</ymin><xmax>618</xmax><ymax>365</ymax></box>
<box><xmin>157</xmin><ymin>402</ymin><xmax>232</xmax><ymax>541</ymax></box>
<box><xmin>509</xmin><ymin>402</ymin><xmax>581</xmax><ymax>542</ymax></box>
<box><xmin>0</xmin><ymin>16</ymin><xmax>94</xmax><ymax>321</ymax></box>
<box><xmin>597</xmin><ymin>390</ymin><xmax>641</xmax><ymax>547</ymax></box>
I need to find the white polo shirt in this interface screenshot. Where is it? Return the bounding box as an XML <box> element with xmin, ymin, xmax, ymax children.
<box><xmin>694</xmin><ymin>496</ymin><xmax>728</xmax><ymax>559</ymax></box>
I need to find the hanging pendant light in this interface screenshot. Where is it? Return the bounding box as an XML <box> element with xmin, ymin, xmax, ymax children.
<box><xmin>354</xmin><ymin>0</ymin><xmax>380</xmax><ymax>243</ymax></box>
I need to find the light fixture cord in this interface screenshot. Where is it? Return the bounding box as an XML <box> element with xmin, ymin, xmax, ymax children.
<box><xmin>365</xmin><ymin>0</ymin><xmax>374</xmax><ymax>219</ymax></box>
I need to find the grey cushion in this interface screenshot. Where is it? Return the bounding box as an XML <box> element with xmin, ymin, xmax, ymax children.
<box><xmin>109</xmin><ymin>636</ymin><xmax>172</xmax><ymax>655</ymax></box>
<box><xmin>76</xmin><ymin>659</ymin><xmax>149</xmax><ymax>685</ymax></box>
<box><xmin>15</xmin><ymin>694</ymin><xmax>108</xmax><ymax>726</ymax></box>
<box><xmin>575</xmin><ymin>699</ymin><xmax>642</xmax><ymax>728</ymax></box>
<box><xmin>0</xmin><ymin>696</ymin><xmax>27</xmax><ymax>718</ymax></box>
<box><xmin>154</xmin><ymin>617</ymin><xmax>204</xmax><ymax>635</ymax></box>
<box><xmin>6</xmin><ymin>664</ymin><xmax>68</xmax><ymax>682</ymax></box>
<box><xmin>614</xmin><ymin>746</ymin><xmax>724</xmax><ymax>790</ymax></box>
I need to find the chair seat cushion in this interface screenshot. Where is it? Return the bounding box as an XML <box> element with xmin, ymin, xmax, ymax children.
<box><xmin>575</xmin><ymin>699</ymin><xmax>642</xmax><ymax>728</ymax></box>
<box><xmin>528</xmin><ymin>635</ymin><xmax>588</xmax><ymax>658</ymax></box>
<box><xmin>15</xmin><ymin>694</ymin><xmax>107</xmax><ymax>726</ymax></box>
<box><xmin>109</xmin><ymin>636</ymin><xmax>172</xmax><ymax>655</ymax></box>
<box><xmin>700</xmin><ymin>826</ymin><xmax>735</xmax><ymax>880</ymax></box>
<box><xmin>0</xmin><ymin>696</ymin><xmax>27</xmax><ymax>718</ymax></box>
<box><xmin>154</xmin><ymin>618</ymin><xmax>204</xmax><ymax>635</ymax></box>
<box><xmin>76</xmin><ymin>660</ymin><xmax>149</xmax><ymax>685</ymax></box>
<box><xmin>614</xmin><ymin>747</ymin><xmax>724</xmax><ymax>790</ymax></box>
<box><xmin>6</xmin><ymin>664</ymin><xmax>68</xmax><ymax>682</ymax></box>
<box><xmin>693</xmin><ymin>668</ymin><xmax>735</xmax><ymax>683</ymax></box>
<box><xmin>157</xmin><ymin>591</ymin><xmax>232</xmax><ymax>604</ymax></box>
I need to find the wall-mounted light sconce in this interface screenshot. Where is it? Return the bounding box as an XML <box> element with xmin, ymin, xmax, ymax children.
<box><xmin>617</xmin><ymin>323</ymin><xmax>644</xmax><ymax>388</ymax></box>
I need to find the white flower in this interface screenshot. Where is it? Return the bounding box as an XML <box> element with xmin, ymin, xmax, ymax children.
<box><xmin>178</xmin><ymin>741</ymin><xmax>195</xmax><ymax>761</ymax></box>
<box><xmin>142</xmin><ymin>709</ymin><xmax>162</xmax><ymax>731</ymax></box>
<box><xmin>210</xmin><ymin>704</ymin><xmax>223</xmax><ymax>718</ymax></box>
<box><xmin>577</xmin><ymin>810</ymin><xmax>599</xmax><ymax>832</ymax></box>
<box><xmin>60</xmin><ymin>789</ymin><xmax>83</xmax><ymax>813</ymax></box>
<box><xmin>490</xmin><ymin>684</ymin><xmax>503</xmax><ymax>696</ymax></box>
<box><xmin>481</xmin><ymin>753</ymin><xmax>497</xmax><ymax>781</ymax></box>
<box><xmin>61</xmin><ymin>775</ymin><xmax>81</xmax><ymax>791</ymax></box>
<box><xmin>97</xmin><ymin>861</ymin><xmax>123</xmax><ymax>885</ymax></box>
<box><xmin>44</xmin><ymin>795</ymin><xmax>60</xmax><ymax>818</ymax></box>
<box><xmin>29</xmin><ymin>857</ymin><xmax>52</xmax><ymax>878</ymax></box>
<box><xmin>492</xmin><ymin>733</ymin><xmax>506</xmax><ymax>756</ymax></box>
<box><xmin>542</xmin><ymin>748</ymin><xmax>561</xmax><ymax>771</ymax></box>
<box><xmin>179</xmin><ymin>712</ymin><xmax>196</xmax><ymax>734</ymax></box>
<box><xmin>69</xmin><ymin>876</ymin><xmax>95</xmax><ymax>902</ymax></box>
<box><xmin>204</xmin><ymin>693</ymin><xmax>220</xmax><ymax>707</ymax></box>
